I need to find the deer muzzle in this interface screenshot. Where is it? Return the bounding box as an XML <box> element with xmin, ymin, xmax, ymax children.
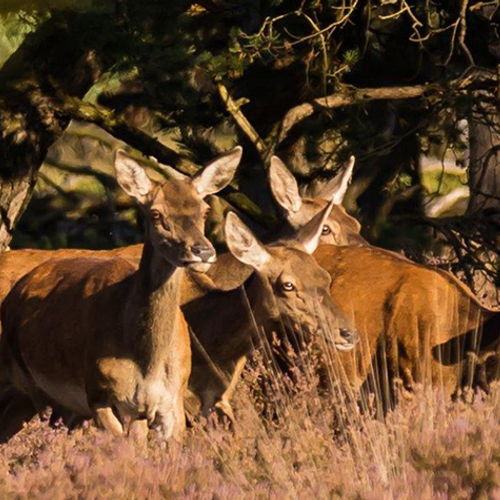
<box><xmin>333</xmin><ymin>328</ymin><xmax>360</xmax><ymax>351</ymax></box>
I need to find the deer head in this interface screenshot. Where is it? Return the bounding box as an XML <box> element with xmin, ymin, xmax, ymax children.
<box><xmin>114</xmin><ymin>146</ymin><xmax>242</xmax><ymax>272</ymax></box>
<box><xmin>224</xmin><ymin>202</ymin><xmax>359</xmax><ymax>351</ymax></box>
<box><xmin>269</xmin><ymin>155</ymin><xmax>364</xmax><ymax>246</ymax></box>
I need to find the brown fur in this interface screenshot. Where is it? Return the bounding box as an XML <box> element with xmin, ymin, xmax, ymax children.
<box><xmin>0</xmin><ymin>147</ymin><xmax>242</xmax><ymax>442</ymax></box>
<box><xmin>314</xmin><ymin>244</ymin><xmax>500</xmax><ymax>401</ymax></box>
<box><xmin>0</xmin><ymin>199</ymin><xmax>359</xmax><ymax>432</ymax></box>
<box><xmin>183</xmin><ymin>242</ymin><xmax>359</xmax><ymax>420</ymax></box>
<box><xmin>269</xmin><ymin>157</ymin><xmax>500</xmax><ymax>401</ymax></box>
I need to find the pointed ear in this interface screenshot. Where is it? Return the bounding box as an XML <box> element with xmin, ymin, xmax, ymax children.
<box><xmin>295</xmin><ymin>198</ymin><xmax>336</xmax><ymax>254</ymax></box>
<box><xmin>225</xmin><ymin>212</ymin><xmax>271</xmax><ymax>271</ymax></box>
<box><xmin>269</xmin><ymin>156</ymin><xmax>302</xmax><ymax>216</ymax></box>
<box><xmin>114</xmin><ymin>149</ymin><xmax>154</xmax><ymax>204</ymax></box>
<box><xmin>314</xmin><ymin>156</ymin><xmax>355</xmax><ymax>205</ymax></box>
<box><xmin>192</xmin><ymin>146</ymin><xmax>242</xmax><ymax>198</ymax></box>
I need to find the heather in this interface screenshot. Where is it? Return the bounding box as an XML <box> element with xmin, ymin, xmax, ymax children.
<box><xmin>2</xmin><ymin>354</ymin><xmax>500</xmax><ymax>499</ymax></box>
<box><xmin>2</xmin><ymin>2</ymin><xmax>500</xmax><ymax>499</ymax></box>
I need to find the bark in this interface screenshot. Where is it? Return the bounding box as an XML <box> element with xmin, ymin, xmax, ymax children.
<box><xmin>467</xmin><ymin>94</ymin><xmax>500</xmax><ymax>217</ymax></box>
<box><xmin>273</xmin><ymin>84</ymin><xmax>432</xmax><ymax>148</ymax></box>
<box><xmin>58</xmin><ymin>96</ymin><xmax>193</xmax><ymax>174</ymax></box>
<box><xmin>217</xmin><ymin>83</ymin><xmax>267</xmax><ymax>159</ymax></box>
<box><xmin>269</xmin><ymin>73</ymin><xmax>489</xmax><ymax>153</ymax></box>
<box><xmin>0</xmin><ymin>12</ymin><xmax>115</xmax><ymax>251</ymax></box>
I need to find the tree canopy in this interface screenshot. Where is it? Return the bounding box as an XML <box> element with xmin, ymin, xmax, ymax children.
<box><xmin>1</xmin><ymin>0</ymin><xmax>500</xmax><ymax>296</ymax></box>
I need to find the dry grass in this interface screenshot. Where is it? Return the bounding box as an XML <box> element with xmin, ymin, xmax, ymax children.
<box><xmin>2</xmin><ymin>341</ymin><xmax>500</xmax><ymax>500</ymax></box>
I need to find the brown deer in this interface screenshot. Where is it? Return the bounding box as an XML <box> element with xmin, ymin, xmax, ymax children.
<box><xmin>0</xmin><ymin>155</ymin><xmax>361</xmax><ymax>325</ymax></box>
<box><xmin>314</xmin><ymin>245</ymin><xmax>500</xmax><ymax>398</ymax></box>
<box><xmin>268</xmin><ymin>158</ymin><xmax>500</xmax><ymax>404</ymax></box>
<box><xmin>182</xmin><ymin>207</ymin><xmax>360</xmax><ymax>421</ymax></box>
<box><xmin>269</xmin><ymin>155</ymin><xmax>366</xmax><ymax>247</ymax></box>
<box><xmin>0</xmin><ymin>153</ymin><xmax>361</xmax><ymax>434</ymax></box>
<box><xmin>0</xmin><ymin>189</ymin><xmax>360</xmax><ymax>435</ymax></box>
<box><xmin>0</xmin><ymin>146</ymin><xmax>242</xmax><ymax>442</ymax></box>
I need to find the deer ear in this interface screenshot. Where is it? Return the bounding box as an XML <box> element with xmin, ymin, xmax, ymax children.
<box><xmin>114</xmin><ymin>150</ymin><xmax>153</xmax><ymax>203</ymax></box>
<box><xmin>313</xmin><ymin>156</ymin><xmax>355</xmax><ymax>205</ymax></box>
<box><xmin>225</xmin><ymin>212</ymin><xmax>271</xmax><ymax>271</ymax></box>
<box><xmin>269</xmin><ymin>156</ymin><xmax>302</xmax><ymax>217</ymax></box>
<box><xmin>295</xmin><ymin>197</ymin><xmax>336</xmax><ymax>254</ymax></box>
<box><xmin>192</xmin><ymin>146</ymin><xmax>242</xmax><ymax>198</ymax></box>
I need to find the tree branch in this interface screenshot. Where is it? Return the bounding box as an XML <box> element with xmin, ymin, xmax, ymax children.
<box><xmin>274</xmin><ymin>84</ymin><xmax>432</xmax><ymax>147</ymax></box>
<box><xmin>54</xmin><ymin>93</ymin><xmax>196</xmax><ymax>175</ymax></box>
<box><xmin>271</xmin><ymin>74</ymin><xmax>484</xmax><ymax>149</ymax></box>
<box><xmin>217</xmin><ymin>82</ymin><xmax>267</xmax><ymax>159</ymax></box>
<box><xmin>52</xmin><ymin>93</ymin><xmax>274</xmax><ymax>226</ymax></box>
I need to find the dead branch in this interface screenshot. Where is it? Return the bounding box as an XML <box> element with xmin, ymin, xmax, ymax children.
<box><xmin>217</xmin><ymin>83</ymin><xmax>267</xmax><ymax>158</ymax></box>
<box><xmin>53</xmin><ymin>94</ymin><xmax>195</xmax><ymax>175</ymax></box>
<box><xmin>51</xmin><ymin>93</ymin><xmax>273</xmax><ymax>227</ymax></box>
<box><xmin>274</xmin><ymin>84</ymin><xmax>431</xmax><ymax>147</ymax></box>
<box><xmin>271</xmin><ymin>73</ymin><xmax>487</xmax><ymax>148</ymax></box>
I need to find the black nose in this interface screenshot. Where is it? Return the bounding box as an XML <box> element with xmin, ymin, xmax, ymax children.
<box><xmin>340</xmin><ymin>329</ymin><xmax>358</xmax><ymax>344</ymax></box>
<box><xmin>191</xmin><ymin>244</ymin><xmax>215</xmax><ymax>261</ymax></box>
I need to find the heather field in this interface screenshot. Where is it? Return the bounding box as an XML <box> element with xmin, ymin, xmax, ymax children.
<box><xmin>2</xmin><ymin>3</ymin><xmax>500</xmax><ymax>500</ymax></box>
<box><xmin>2</xmin><ymin>349</ymin><xmax>500</xmax><ymax>500</ymax></box>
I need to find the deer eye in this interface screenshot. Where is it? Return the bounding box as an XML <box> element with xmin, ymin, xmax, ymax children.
<box><xmin>281</xmin><ymin>281</ymin><xmax>295</xmax><ymax>292</ymax></box>
<box><xmin>321</xmin><ymin>225</ymin><xmax>332</xmax><ymax>235</ymax></box>
<box><xmin>151</xmin><ymin>210</ymin><xmax>161</xmax><ymax>221</ymax></box>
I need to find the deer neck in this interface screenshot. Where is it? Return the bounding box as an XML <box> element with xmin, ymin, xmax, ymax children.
<box><xmin>129</xmin><ymin>240</ymin><xmax>184</xmax><ymax>378</ymax></box>
<box><xmin>243</xmin><ymin>271</ymin><xmax>280</xmax><ymax>336</ymax></box>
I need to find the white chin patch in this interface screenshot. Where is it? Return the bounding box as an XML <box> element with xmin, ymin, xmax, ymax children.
<box><xmin>188</xmin><ymin>262</ymin><xmax>212</xmax><ymax>273</ymax></box>
<box><xmin>334</xmin><ymin>342</ymin><xmax>356</xmax><ymax>352</ymax></box>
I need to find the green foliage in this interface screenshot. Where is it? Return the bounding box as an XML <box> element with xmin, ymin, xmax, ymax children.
<box><xmin>0</xmin><ymin>12</ymin><xmax>44</xmax><ymax>68</ymax></box>
<box><xmin>4</xmin><ymin>0</ymin><xmax>500</xmax><ymax>256</ymax></box>
<box><xmin>0</xmin><ymin>0</ymin><xmax>98</xmax><ymax>14</ymax></box>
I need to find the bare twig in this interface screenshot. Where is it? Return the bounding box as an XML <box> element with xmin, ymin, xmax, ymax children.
<box><xmin>217</xmin><ymin>83</ymin><xmax>267</xmax><ymax>158</ymax></box>
<box><xmin>458</xmin><ymin>0</ymin><xmax>475</xmax><ymax>67</ymax></box>
<box><xmin>53</xmin><ymin>93</ymin><xmax>194</xmax><ymax>174</ymax></box>
<box><xmin>269</xmin><ymin>71</ymin><xmax>486</xmax><ymax>149</ymax></box>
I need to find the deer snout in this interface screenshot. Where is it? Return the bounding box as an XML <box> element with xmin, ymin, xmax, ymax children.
<box><xmin>190</xmin><ymin>243</ymin><xmax>216</xmax><ymax>263</ymax></box>
<box><xmin>334</xmin><ymin>328</ymin><xmax>359</xmax><ymax>351</ymax></box>
<box><xmin>183</xmin><ymin>242</ymin><xmax>216</xmax><ymax>273</ymax></box>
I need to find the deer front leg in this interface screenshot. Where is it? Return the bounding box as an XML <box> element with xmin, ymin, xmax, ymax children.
<box><xmin>129</xmin><ymin>418</ymin><xmax>149</xmax><ymax>447</ymax></box>
<box><xmin>94</xmin><ymin>407</ymin><xmax>124</xmax><ymax>436</ymax></box>
<box><xmin>213</xmin><ymin>355</ymin><xmax>247</xmax><ymax>425</ymax></box>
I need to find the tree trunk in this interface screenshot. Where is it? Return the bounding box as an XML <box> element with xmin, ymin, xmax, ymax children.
<box><xmin>0</xmin><ymin>12</ymin><xmax>115</xmax><ymax>251</ymax></box>
<box><xmin>467</xmin><ymin>95</ymin><xmax>500</xmax><ymax>217</ymax></box>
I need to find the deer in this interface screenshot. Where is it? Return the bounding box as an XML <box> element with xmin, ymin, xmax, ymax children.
<box><xmin>268</xmin><ymin>155</ymin><xmax>367</xmax><ymax>247</ymax></box>
<box><xmin>181</xmin><ymin>205</ymin><xmax>360</xmax><ymax>421</ymax></box>
<box><xmin>0</xmin><ymin>155</ymin><xmax>362</xmax><ymax>305</ymax></box>
<box><xmin>0</xmin><ymin>146</ymin><xmax>242</xmax><ymax>443</ymax></box>
<box><xmin>268</xmin><ymin>156</ymin><xmax>500</xmax><ymax>407</ymax></box>
<box><xmin>0</xmin><ymin>189</ymin><xmax>360</xmax><ymax>437</ymax></box>
<box><xmin>0</xmin><ymin>156</ymin><xmax>362</xmax><ymax>323</ymax></box>
<box><xmin>0</xmin><ymin>154</ymin><xmax>362</xmax><ymax>435</ymax></box>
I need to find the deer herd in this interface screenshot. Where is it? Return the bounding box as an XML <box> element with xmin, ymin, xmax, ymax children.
<box><xmin>0</xmin><ymin>145</ymin><xmax>499</xmax><ymax>443</ymax></box>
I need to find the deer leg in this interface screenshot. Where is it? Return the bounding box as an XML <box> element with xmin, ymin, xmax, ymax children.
<box><xmin>157</xmin><ymin>406</ymin><xmax>186</xmax><ymax>442</ymax></box>
<box><xmin>0</xmin><ymin>391</ymin><xmax>36</xmax><ymax>443</ymax></box>
<box><xmin>212</xmin><ymin>356</ymin><xmax>247</xmax><ymax>426</ymax></box>
<box><xmin>129</xmin><ymin>418</ymin><xmax>149</xmax><ymax>447</ymax></box>
<box><xmin>213</xmin><ymin>399</ymin><xmax>236</xmax><ymax>425</ymax></box>
<box><xmin>94</xmin><ymin>407</ymin><xmax>124</xmax><ymax>436</ymax></box>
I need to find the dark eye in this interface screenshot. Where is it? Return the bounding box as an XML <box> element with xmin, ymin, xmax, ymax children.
<box><xmin>151</xmin><ymin>210</ymin><xmax>161</xmax><ymax>221</ymax></box>
<box><xmin>321</xmin><ymin>225</ymin><xmax>331</xmax><ymax>235</ymax></box>
<box><xmin>281</xmin><ymin>281</ymin><xmax>295</xmax><ymax>292</ymax></box>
